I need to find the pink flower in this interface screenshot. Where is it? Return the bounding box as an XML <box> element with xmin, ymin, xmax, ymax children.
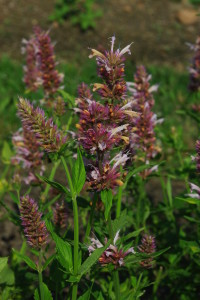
<box><xmin>88</xmin><ymin>231</ymin><xmax>135</xmax><ymax>268</ymax></box>
<box><xmin>89</xmin><ymin>36</ymin><xmax>132</xmax><ymax>100</ymax></box>
<box><xmin>20</xmin><ymin>195</ymin><xmax>48</xmax><ymax>249</ymax></box>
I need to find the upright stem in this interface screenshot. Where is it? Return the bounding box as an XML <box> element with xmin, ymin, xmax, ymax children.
<box><xmin>38</xmin><ymin>250</ymin><xmax>44</xmax><ymax>300</ymax></box>
<box><xmin>107</xmin><ymin>213</ymin><xmax>120</xmax><ymax>300</ymax></box>
<box><xmin>113</xmin><ymin>270</ymin><xmax>120</xmax><ymax>300</ymax></box>
<box><xmin>84</xmin><ymin>193</ymin><xmax>98</xmax><ymax>243</ymax></box>
<box><xmin>42</xmin><ymin>160</ymin><xmax>61</xmax><ymax>202</ymax></box>
<box><xmin>61</xmin><ymin>156</ymin><xmax>79</xmax><ymax>300</ymax></box>
<box><xmin>116</xmin><ymin>185</ymin><xmax>123</xmax><ymax>218</ymax></box>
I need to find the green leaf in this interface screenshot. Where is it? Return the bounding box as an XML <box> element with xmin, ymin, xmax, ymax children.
<box><xmin>180</xmin><ymin>240</ymin><xmax>200</xmax><ymax>254</ymax></box>
<box><xmin>34</xmin><ymin>289</ymin><xmax>40</xmax><ymax>300</ymax></box>
<box><xmin>125</xmin><ymin>164</ymin><xmax>155</xmax><ymax>185</ymax></box>
<box><xmin>78</xmin><ymin>241</ymin><xmax>110</xmax><ymax>277</ymax></box>
<box><xmin>123</xmin><ymin>228</ymin><xmax>145</xmax><ymax>242</ymax></box>
<box><xmin>42</xmin><ymin>254</ymin><xmax>56</xmax><ymax>271</ymax></box>
<box><xmin>34</xmin><ymin>283</ymin><xmax>53</xmax><ymax>300</ymax></box>
<box><xmin>101</xmin><ymin>189</ymin><xmax>113</xmax><ymax>221</ymax></box>
<box><xmin>52</xmin><ymin>232</ymin><xmax>73</xmax><ymax>273</ymax></box>
<box><xmin>125</xmin><ymin>247</ymin><xmax>170</xmax><ymax>265</ymax></box>
<box><xmin>37</xmin><ymin>175</ymin><xmax>70</xmax><ymax>196</ymax></box>
<box><xmin>1</xmin><ymin>141</ymin><xmax>13</xmax><ymax>164</ymax></box>
<box><xmin>112</xmin><ymin>210</ymin><xmax>128</xmax><ymax>236</ymax></box>
<box><xmin>41</xmin><ymin>283</ymin><xmax>53</xmax><ymax>300</ymax></box>
<box><xmin>0</xmin><ymin>264</ymin><xmax>15</xmax><ymax>285</ymax></box>
<box><xmin>176</xmin><ymin>197</ymin><xmax>200</xmax><ymax>205</ymax></box>
<box><xmin>0</xmin><ymin>257</ymin><xmax>8</xmax><ymax>272</ymax></box>
<box><xmin>12</xmin><ymin>249</ymin><xmax>37</xmax><ymax>271</ymax></box>
<box><xmin>166</xmin><ymin>177</ymin><xmax>173</xmax><ymax>207</ymax></box>
<box><xmin>151</xmin><ymin>247</ymin><xmax>170</xmax><ymax>258</ymax></box>
<box><xmin>184</xmin><ymin>215</ymin><xmax>200</xmax><ymax>224</ymax></box>
<box><xmin>58</xmin><ymin>90</ymin><xmax>75</xmax><ymax>106</ymax></box>
<box><xmin>72</xmin><ymin>148</ymin><xmax>86</xmax><ymax>194</ymax></box>
<box><xmin>78</xmin><ymin>284</ymin><xmax>93</xmax><ymax>299</ymax></box>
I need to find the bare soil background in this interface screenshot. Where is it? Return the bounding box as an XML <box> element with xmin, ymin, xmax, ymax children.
<box><xmin>0</xmin><ymin>0</ymin><xmax>200</xmax><ymax>68</ymax></box>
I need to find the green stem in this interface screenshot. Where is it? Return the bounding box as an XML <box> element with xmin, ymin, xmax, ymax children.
<box><xmin>116</xmin><ymin>185</ymin><xmax>123</xmax><ymax>218</ymax></box>
<box><xmin>61</xmin><ymin>156</ymin><xmax>79</xmax><ymax>300</ymax></box>
<box><xmin>107</xmin><ymin>213</ymin><xmax>120</xmax><ymax>299</ymax></box>
<box><xmin>42</xmin><ymin>160</ymin><xmax>61</xmax><ymax>202</ymax></box>
<box><xmin>38</xmin><ymin>250</ymin><xmax>44</xmax><ymax>300</ymax></box>
<box><xmin>107</xmin><ymin>213</ymin><xmax>113</xmax><ymax>241</ymax></box>
<box><xmin>84</xmin><ymin>193</ymin><xmax>98</xmax><ymax>243</ymax></box>
<box><xmin>113</xmin><ymin>270</ymin><xmax>120</xmax><ymax>300</ymax></box>
<box><xmin>60</xmin><ymin>156</ymin><xmax>74</xmax><ymax>196</ymax></box>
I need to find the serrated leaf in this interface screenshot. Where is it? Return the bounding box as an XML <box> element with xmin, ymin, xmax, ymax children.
<box><xmin>34</xmin><ymin>283</ymin><xmax>53</xmax><ymax>300</ymax></box>
<box><xmin>0</xmin><ymin>257</ymin><xmax>8</xmax><ymax>272</ymax></box>
<box><xmin>41</xmin><ymin>283</ymin><xmax>53</xmax><ymax>300</ymax></box>
<box><xmin>12</xmin><ymin>249</ymin><xmax>37</xmax><ymax>271</ymax></box>
<box><xmin>101</xmin><ymin>189</ymin><xmax>113</xmax><ymax>221</ymax></box>
<box><xmin>52</xmin><ymin>232</ymin><xmax>73</xmax><ymax>273</ymax></box>
<box><xmin>37</xmin><ymin>175</ymin><xmax>70</xmax><ymax>196</ymax></box>
<box><xmin>78</xmin><ymin>241</ymin><xmax>110</xmax><ymax>277</ymax></box>
<box><xmin>72</xmin><ymin>148</ymin><xmax>86</xmax><ymax>195</ymax></box>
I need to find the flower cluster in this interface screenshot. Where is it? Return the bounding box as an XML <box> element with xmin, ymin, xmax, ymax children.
<box><xmin>76</xmin><ymin>37</ymin><xmax>135</xmax><ymax>191</ymax></box>
<box><xmin>22</xmin><ymin>26</ymin><xmax>64</xmax><ymax>100</ymax></box>
<box><xmin>53</xmin><ymin>201</ymin><xmax>67</xmax><ymax>229</ymax></box>
<box><xmin>187</xmin><ymin>139</ymin><xmax>200</xmax><ymax>199</ymax></box>
<box><xmin>12</xmin><ymin>126</ymin><xmax>45</xmax><ymax>184</ymax></box>
<box><xmin>22</xmin><ymin>37</ymin><xmax>42</xmax><ymax>91</ymax></box>
<box><xmin>17</xmin><ymin>98</ymin><xmax>67</xmax><ymax>153</ymax></box>
<box><xmin>127</xmin><ymin>66</ymin><xmax>160</xmax><ymax>177</ymax></box>
<box><xmin>187</xmin><ymin>36</ymin><xmax>200</xmax><ymax>92</ymax></box>
<box><xmin>54</xmin><ymin>96</ymin><xmax>66</xmax><ymax>116</ymax></box>
<box><xmin>20</xmin><ymin>195</ymin><xmax>48</xmax><ymax>249</ymax></box>
<box><xmin>88</xmin><ymin>231</ymin><xmax>135</xmax><ymax>268</ymax></box>
<box><xmin>89</xmin><ymin>36</ymin><xmax>132</xmax><ymax>101</ymax></box>
<box><xmin>138</xmin><ymin>234</ymin><xmax>156</xmax><ymax>268</ymax></box>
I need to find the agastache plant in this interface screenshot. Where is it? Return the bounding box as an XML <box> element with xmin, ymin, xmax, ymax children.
<box><xmin>17</xmin><ymin>97</ymin><xmax>67</xmax><ymax>153</ymax></box>
<box><xmin>187</xmin><ymin>36</ymin><xmax>200</xmax><ymax>92</ymax></box>
<box><xmin>127</xmin><ymin>66</ymin><xmax>160</xmax><ymax>178</ymax></box>
<box><xmin>22</xmin><ymin>26</ymin><xmax>64</xmax><ymax>102</ymax></box>
<box><xmin>20</xmin><ymin>195</ymin><xmax>48</xmax><ymax>248</ymax></box>
<box><xmin>53</xmin><ymin>201</ymin><xmax>67</xmax><ymax>229</ymax></box>
<box><xmin>6</xmin><ymin>34</ymin><xmax>165</xmax><ymax>300</ymax></box>
<box><xmin>188</xmin><ymin>139</ymin><xmax>200</xmax><ymax>199</ymax></box>
<box><xmin>19</xmin><ymin>195</ymin><xmax>48</xmax><ymax>300</ymax></box>
<box><xmin>138</xmin><ymin>234</ymin><xmax>156</xmax><ymax>268</ymax></box>
<box><xmin>12</xmin><ymin>126</ymin><xmax>45</xmax><ymax>184</ymax></box>
<box><xmin>88</xmin><ymin>230</ymin><xmax>135</xmax><ymax>268</ymax></box>
<box><xmin>76</xmin><ymin>37</ymin><xmax>136</xmax><ymax>192</ymax></box>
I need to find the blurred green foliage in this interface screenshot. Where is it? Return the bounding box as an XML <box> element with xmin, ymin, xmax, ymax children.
<box><xmin>49</xmin><ymin>0</ymin><xmax>102</xmax><ymax>30</ymax></box>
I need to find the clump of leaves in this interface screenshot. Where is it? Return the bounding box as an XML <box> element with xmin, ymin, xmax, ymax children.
<box><xmin>49</xmin><ymin>0</ymin><xmax>102</xmax><ymax>30</ymax></box>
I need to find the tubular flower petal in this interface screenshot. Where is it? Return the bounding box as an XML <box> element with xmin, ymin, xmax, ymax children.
<box><xmin>20</xmin><ymin>195</ymin><xmax>48</xmax><ymax>249</ymax></box>
<box><xmin>138</xmin><ymin>234</ymin><xmax>156</xmax><ymax>268</ymax></box>
<box><xmin>18</xmin><ymin>98</ymin><xmax>67</xmax><ymax>153</ymax></box>
<box><xmin>88</xmin><ymin>231</ymin><xmax>135</xmax><ymax>268</ymax></box>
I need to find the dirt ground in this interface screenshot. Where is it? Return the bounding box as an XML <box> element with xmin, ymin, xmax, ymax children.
<box><xmin>0</xmin><ymin>0</ymin><xmax>200</xmax><ymax>68</ymax></box>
